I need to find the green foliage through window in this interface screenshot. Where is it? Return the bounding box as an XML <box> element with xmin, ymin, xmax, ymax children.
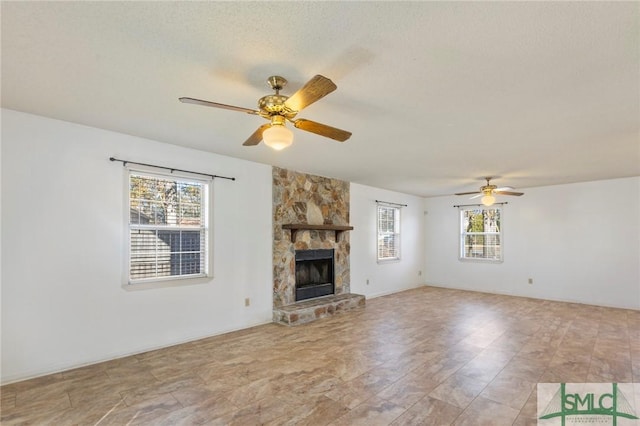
<box><xmin>129</xmin><ymin>172</ymin><xmax>209</xmax><ymax>282</ymax></box>
<box><xmin>377</xmin><ymin>205</ymin><xmax>400</xmax><ymax>261</ymax></box>
<box><xmin>460</xmin><ymin>208</ymin><xmax>502</xmax><ymax>261</ymax></box>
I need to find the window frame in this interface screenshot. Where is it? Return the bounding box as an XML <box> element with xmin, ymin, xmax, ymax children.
<box><xmin>124</xmin><ymin>167</ymin><xmax>213</xmax><ymax>287</ymax></box>
<box><xmin>376</xmin><ymin>204</ymin><xmax>401</xmax><ymax>262</ymax></box>
<box><xmin>459</xmin><ymin>206</ymin><xmax>503</xmax><ymax>263</ymax></box>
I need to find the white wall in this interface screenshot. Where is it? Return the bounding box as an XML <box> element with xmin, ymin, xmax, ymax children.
<box><xmin>350</xmin><ymin>183</ymin><xmax>426</xmax><ymax>298</ymax></box>
<box><xmin>1</xmin><ymin>109</ymin><xmax>274</xmax><ymax>384</ymax></box>
<box><xmin>424</xmin><ymin>177</ymin><xmax>640</xmax><ymax>310</ymax></box>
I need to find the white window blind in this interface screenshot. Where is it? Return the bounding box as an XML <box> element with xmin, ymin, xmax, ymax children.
<box><xmin>128</xmin><ymin>171</ymin><xmax>209</xmax><ymax>282</ymax></box>
<box><xmin>459</xmin><ymin>207</ymin><xmax>502</xmax><ymax>261</ymax></box>
<box><xmin>377</xmin><ymin>204</ymin><xmax>401</xmax><ymax>261</ymax></box>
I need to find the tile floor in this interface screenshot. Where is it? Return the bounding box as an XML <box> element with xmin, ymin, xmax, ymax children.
<box><xmin>1</xmin><ymin>286</ymin><xmax>639</xmax><ymax>425</ymax></box>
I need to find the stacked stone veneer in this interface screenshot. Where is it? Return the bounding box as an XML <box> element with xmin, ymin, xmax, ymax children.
<box><xmin>273</xmin><ymin>167</ymin><xmax>362</xmax><ymax>323</ymax></box>
<box><xmin>273</xmin><ymin>293</ymin><xmax>366</xmax><ymax>326</ymax></box>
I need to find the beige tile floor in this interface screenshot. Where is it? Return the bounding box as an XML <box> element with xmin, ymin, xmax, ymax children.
<box><xmin>1</xmin><ymin>286</ymin><xmax>639</xmax><ymax>425</ymax></box>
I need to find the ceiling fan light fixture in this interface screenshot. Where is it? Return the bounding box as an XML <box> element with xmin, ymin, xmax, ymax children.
<box><xmin>181</xmin><ymin>74</ymin><xmax>350</xmax><ymax>147</ymax></box>
<box><xmin>455</xmin><ymin>178</ymin><xmax>523</xmax><ymax>201</ymax></box>
<box><xmin>263</xmin><ymin>122</ymin><xmax>293</xmax><ymax>151</ymax></box>
<box><xmin>481</xmin><ymin>194</ymin><xmax>496</xmax><ymax>206</ymax></box>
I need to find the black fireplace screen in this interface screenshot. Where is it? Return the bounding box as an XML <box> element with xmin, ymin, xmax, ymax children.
<box><xmin>295</xmin><ymin>249</ymin><xmax>335</xmax><ymax>301</ymax></box>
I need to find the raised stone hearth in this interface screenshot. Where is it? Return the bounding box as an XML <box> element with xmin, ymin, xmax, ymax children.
<box><xmin>272</xmin><ymin>167</ymin><xmax>365</xmax><ymax>325</ymax></box>
<box><xmin>273</xmin><ymin>293</ymin><xmax>365</xmax><ymax>326</ymax></box>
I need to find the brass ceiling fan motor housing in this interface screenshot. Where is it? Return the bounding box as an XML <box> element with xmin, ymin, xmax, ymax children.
<box><xmin>258</xmin><ymin>94</ymin><xmax>290</xmax><ymax>117</ymax></box>
<box><xmin>258</xmin><ymin>77</ymin><xmax>298</xmax><ymax>120</ymax></box>
<box><xmin>481</xmin><ymin>178</ymin><xmax>497</xmax><ymax>194</ymax></box>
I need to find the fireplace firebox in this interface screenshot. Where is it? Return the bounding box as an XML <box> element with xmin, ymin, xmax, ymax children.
<box><xmin>295</xmin><ymin>249</ymin><xmax>335</xmax><ymax>301</ymax></box>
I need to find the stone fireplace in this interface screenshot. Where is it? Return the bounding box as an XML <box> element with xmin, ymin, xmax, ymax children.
<box><xmin>272</xmin><ymin>167</ymin><xmax>365</xmax><ymax>325</ymax></box>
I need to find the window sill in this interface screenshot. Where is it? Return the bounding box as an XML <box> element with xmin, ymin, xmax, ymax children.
<box><xmin>458</xmin><ymin>257</ymin><xmax>503</xmax><ymax>264</ymax></box>
<box><xmin>123</xmin><ymin>275</ymin><xmax>212</xmax><ymax>291</ymax></box>
<box><xmin>377</xmin><ymin>258</ymin><xmax>401</xmax><ymax>264</ymax></box>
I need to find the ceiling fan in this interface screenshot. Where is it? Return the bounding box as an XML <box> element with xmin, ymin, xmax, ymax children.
<box><xmin>179</xmin><ymin>75</ymin><xmax>351</xmax><ymax>150</ymax></box>
<box><xmin>455</xmin><ymin>177</ymin><xmax>524</xmax><ymax>206</ymax></box>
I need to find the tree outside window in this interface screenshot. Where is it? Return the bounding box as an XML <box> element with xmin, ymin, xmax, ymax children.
<box><xmin>129</xmin><ymin>172</ymin><xmax>209</xmax><ymax>282</ymax></box>
<box><xmin>460</xmin><ymin>208</ymin><xmax>502</xmax><ymax>261</ymax></box>
<box><xmin>377</xmin><ymin>205</ymin><xmax>400</xmax><ymax>261</ymax></box>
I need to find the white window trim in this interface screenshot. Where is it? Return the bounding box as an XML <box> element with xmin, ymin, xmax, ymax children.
<box><xmin>458</xmin><ymin>206</ymin><xmax>503</xmax><ymax>263</ymax></box>
<box><xmin>122</xmin><ymin>165</ymin><xmax>214</xmax><ymax>289</ymax></box>
<box><xmin>377</xmin><ymin>204</ymin><xmax>401</xmax><ymax>263</ymax></box>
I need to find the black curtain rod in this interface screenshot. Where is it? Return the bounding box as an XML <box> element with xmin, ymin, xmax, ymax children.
<box><xmin>376</xmin><ymin>200</ymin><xmax>408</xmax><ymax>207</ymax></box>
<box><xmin>109</xmin><ymin>157</ymin><xmax>235</xmax><ymax>181</ymax></box>
<box><xmin>453</xmin><ymin>202</ymin><xmax>508</xmax><ymax>208</ymax></box>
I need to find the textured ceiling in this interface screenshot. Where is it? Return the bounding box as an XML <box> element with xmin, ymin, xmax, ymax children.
<box><xmin>2</xmin><ymin>1</ymin><xmax>638</xmax><ymax>197</ymax></box>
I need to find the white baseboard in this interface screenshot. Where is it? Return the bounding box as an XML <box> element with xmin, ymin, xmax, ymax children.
<box><xmin>424</xmin><ymin>282</ymin><xmax>639</xmax><ymax>311</ymax></box>
<box><xmin>366</xmin><ymin>282</ymin><xmax>426</xmax><ymax>299</ymax></box>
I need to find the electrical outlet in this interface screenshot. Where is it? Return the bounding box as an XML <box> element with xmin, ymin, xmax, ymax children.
<box><xmin>528</xmin><ymin>278</ymin><xmax>533</xmax><ymax>285</ymax></box>
<box><xmin>245</xmin><ymin>298</ymin><xmax>250</xmax><ymax>307</ymax></box>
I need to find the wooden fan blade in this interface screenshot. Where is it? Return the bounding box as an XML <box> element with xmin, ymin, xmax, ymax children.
<box><xmin>494</xmin><ymin>186</ymin><xmax>514</xmax><ymax>192</ymax></box>
<box><xmin>454</xmin><ymin>191</ymin><xmax>481</xmax><ymax>196</ymax></box>
<box><xmin>179</xmin><ymin>97</ymin><xmax>259</xmax><ymax>115</ymax></box>
<box><xmin>243</xmin><ymin>124</ymin><xmax>271</xmax><ymax>146</ymax></box>
<box><xmin>494</xmin><ymin>190</ymin><xmax>524</xmax><ymax>196</ymax></box>
<box><xmin>469</xmin><ymin>193</ymin><xmax>484</xmax><ymax>199</ymax></box>
<box><xmin>284</xmin><ymin>75</ymin><xmax>337</xmax><ymax>113</ymax></box>
<box><xmin>293</xmin><ymin>119</ymin><xmax>352</xmax><ymax>142</ymax></box>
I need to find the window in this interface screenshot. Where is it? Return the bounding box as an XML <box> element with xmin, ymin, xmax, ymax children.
<box><xmin>128</xmin><ymin>171</ymin><xmax>209</xmax><ymax>283</ymax></box>
<box><xmin>460</xmin><ymin>207</ymin><xmax>502</xmax><ymax>261</ymax></box>
<box><xmin>377</xmin><ymin>204</ymin><xmax>400</xmax><ymax>261</ymax></box>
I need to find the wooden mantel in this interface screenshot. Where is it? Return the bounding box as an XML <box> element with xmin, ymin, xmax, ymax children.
<box><xmin>282</xmin><ymin>224</ymin><xmax>354</xmax><ymax>243</ymax></box>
